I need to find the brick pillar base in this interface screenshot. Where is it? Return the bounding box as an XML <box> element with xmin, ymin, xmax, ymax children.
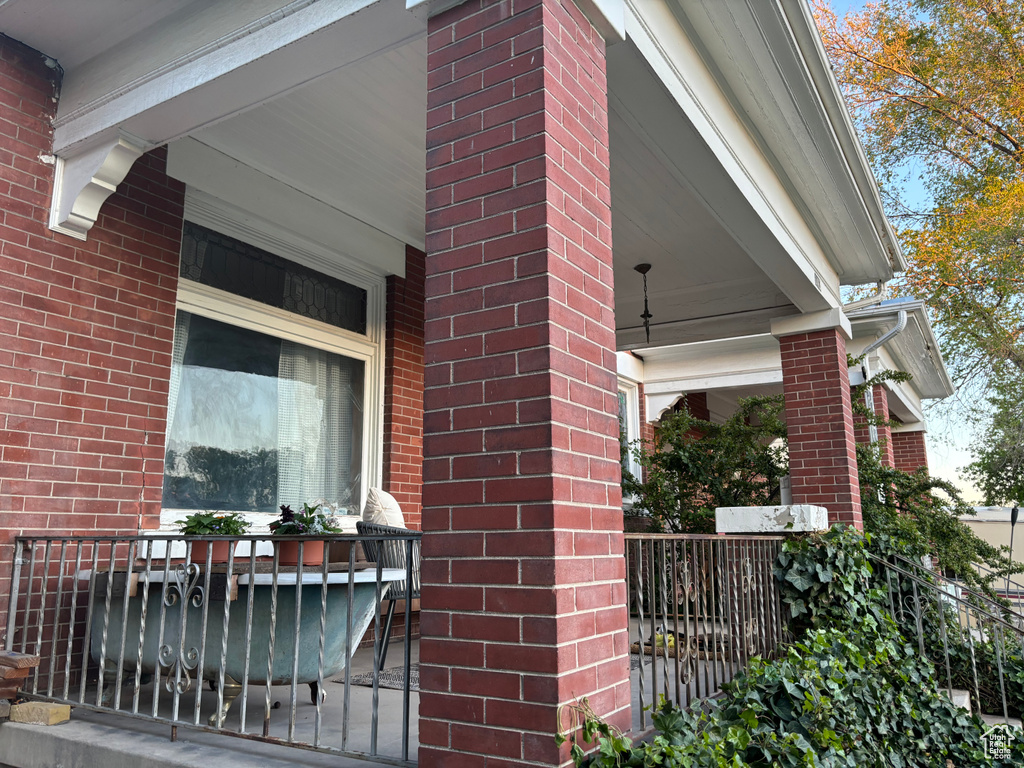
<box><xmin>777</xmin><ymin>328</ymin><xmax>862</xmax><ymax>528</ymax></box>
<box><xmin>420</xmin><ymin>1</ymin><xmax>630</xmax><ymax>766</ymax></box>
<box><xmin>892</xmin><ymin>430</ymin><xmax>929</xmax><ymax>473</ymax></box>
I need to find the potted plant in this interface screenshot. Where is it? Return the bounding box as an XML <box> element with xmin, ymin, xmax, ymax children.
<box><xmin>176</xmin><ymin>512</ymin><xmax>251</xmax><ymax>563</ymax></box>
<box><xmin>270</xmin><ymin>503</ymin><xmax>342</xmax><ymax>566</ymax></box>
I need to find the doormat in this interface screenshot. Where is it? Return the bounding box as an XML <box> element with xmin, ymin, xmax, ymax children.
<box><xmin>342</xmin><ymin>665</ymin><xmax>419</xmax><ymax>692</ymax></box>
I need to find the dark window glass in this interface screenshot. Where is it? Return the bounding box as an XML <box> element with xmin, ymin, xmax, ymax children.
<box><xmin>180</xmin><ymin>222</ymin><xmax>367</xmax><ymax>334</ymax></box>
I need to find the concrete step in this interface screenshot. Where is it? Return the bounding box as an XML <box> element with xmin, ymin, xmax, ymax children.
<box><xmin>0</xmin><ymin>709</ymin><xmax>383</xmax><ymax>768</ymax></box>
<box><xmin>946</xmin><ymin>688</ymin><xmax>971</xmax><ymax>713</ymax></box>
<box><xmin>980</xmin><ymin>712</ymin><xmax>1023</xmax><ymax>729</ymax></box>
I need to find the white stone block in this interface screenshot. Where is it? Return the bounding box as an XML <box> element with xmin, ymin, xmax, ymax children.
<box><xmin>715</xmin><ymin>505</ymin><xmax>828</xmax><ymax>534</ymax></box>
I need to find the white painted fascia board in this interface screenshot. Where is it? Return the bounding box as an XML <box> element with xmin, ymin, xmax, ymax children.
<box><xmin>615</xmin><ymin>351</ymin><xmax>645</xmax><ymax>384</ymax></box>
<box><xmin>644</xmin><ymin>369</ymin><xmax>783</xmax><ymax>397</ymax></box>
<box><xmin>52</xmin><ymin>0</ymin><xmax>423</xmax><ymax>154</ymax></box>
<box><xmin>407</xmin><ymin>0</ymin><xmax>626</xmax><ymax>41</ymax></box>
<box><xmin>777</xmin><ymin>0</ymin><xmax>906</xmax><ymax>274</ymax></box>
<box><xmin>884</xmin><ymin>378</ymin><xmax>925</xmax><ymax>427</ymax></box>
<box><xmin>891</xmin><ymin>420</ymin><xmax>927</xmax><ymax>434</ymax></box>
<box><xmin>621</xmin><ymin>0</ymin><xmax>839</xmax><ymax>315</ymax></box>
<box><xmin>168</xmin><ymin>138</ymin><xmax>406</xmax><ymax>279</ymax></box>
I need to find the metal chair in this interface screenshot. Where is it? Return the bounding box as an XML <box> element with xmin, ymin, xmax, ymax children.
<box><xmin>356</xmin><ymin>521</ymin><xmax>421</xmax><ymax>670</ymax></box>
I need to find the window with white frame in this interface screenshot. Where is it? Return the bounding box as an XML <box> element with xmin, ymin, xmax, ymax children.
<box><xmin>162</xmin><ymin>221</ymin><xmax>382</xmax><ymax>518</ymax></box>
<box><xmin>617</xmin><ymin>380</ymin><xmax>642</xmax><ymax>491</ymax></box>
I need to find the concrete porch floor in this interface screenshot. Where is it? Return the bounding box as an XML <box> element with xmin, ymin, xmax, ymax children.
<box><xmin>0</xmin><ymin>639</ymin><xmax>420</xmax><ymax>768</ymax></box>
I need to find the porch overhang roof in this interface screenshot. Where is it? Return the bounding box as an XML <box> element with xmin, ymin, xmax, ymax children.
<box><xmin>2</xmin><ymin>0</ymin><xmax>903</xmax><ymax>348</ymax></box>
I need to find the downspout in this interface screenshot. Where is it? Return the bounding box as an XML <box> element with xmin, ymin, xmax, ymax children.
<box><xmin>858</xmin><ymin>310</ymin><xmax>907</xmax><ymax>444</ymax></box>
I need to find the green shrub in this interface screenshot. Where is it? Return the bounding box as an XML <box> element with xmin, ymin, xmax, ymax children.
<box><xmin>562</xmin><ymin>525</ymin><xmax>1024</xmax><ymax>766</ymax></box>
<box><xmin>561</xmin><ymin>620</ymin><xmax>1016</xmax><ymax>766</ymax></box>
<box><xmin>622</xmin><ymin>395</ymin><xmax>787</xmax><ymax>534</ymax></box>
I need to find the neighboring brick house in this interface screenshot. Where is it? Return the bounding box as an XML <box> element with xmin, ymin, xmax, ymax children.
<box><xmin>0</xmin><ymin>0</ymin><xmax>944</xmax><ymax>764</ymax></box>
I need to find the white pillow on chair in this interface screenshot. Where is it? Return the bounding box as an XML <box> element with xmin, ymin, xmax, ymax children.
<box><xmin>361</xmin><ymin>488</ymin><xmax>406</xmax><ymax>528</ymax></box>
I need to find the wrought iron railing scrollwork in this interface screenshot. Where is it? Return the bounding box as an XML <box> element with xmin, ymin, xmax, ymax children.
<box><xmin>3</xmin><ymin>532</ymin><xmax>420</xmax><ymax>767</ymax></box>
<box><xmin>158</xmin><ymin>562</ymin><xmax>204</xmax><ymax>697</ymax></box>
<box><xmin>624</xmin><ymin>533</ymin><xmax>790</xmax><ymax>729</ymax></box>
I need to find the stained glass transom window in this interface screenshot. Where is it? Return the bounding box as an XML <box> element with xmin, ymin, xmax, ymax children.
<box><xmin>180</xmin><ymin>221</ymin><xmax>367</xmax><ymax>335</ymax></box>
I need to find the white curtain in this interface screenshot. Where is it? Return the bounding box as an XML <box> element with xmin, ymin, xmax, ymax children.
<box><xmin>166</xmin><ymin>312</ymin><xmax>191</xmax><ymax>440</ymax></box>
<box><xmin>167</xmin><ymin>238</ymin><xmax>206</xmax><ymax>437</ymax></box>
<box><xmin>277</xmin><ymin>341</ymin><xmax>356</xmax><ymax>510</ymax></box>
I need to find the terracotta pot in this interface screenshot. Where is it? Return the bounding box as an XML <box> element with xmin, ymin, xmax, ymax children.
<box><xmin>277</xmin><ymin>540</ymin><xmax>325</xmax><ymax>566</ymax></box>
<box><xmin>189</xmin><ymin>540</ymin><xmax>233</xmax><ymax>564</ymax></box>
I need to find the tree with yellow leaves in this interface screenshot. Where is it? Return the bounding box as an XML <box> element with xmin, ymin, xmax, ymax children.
<box><xmin>815</xmin><ymin>0</ymin><xmax>1023</xmax><ymax>498</ymax></box>
<box><xmin>815</xmin><ymin>0</ymin><xmax>1023</xmax><ymax>384</ymax></box>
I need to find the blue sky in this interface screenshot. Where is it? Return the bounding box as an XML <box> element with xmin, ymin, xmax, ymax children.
<box><xmin>824</xmin><ymin>0</ymin><xmax>984</xmax><ymax>502</ymax></box>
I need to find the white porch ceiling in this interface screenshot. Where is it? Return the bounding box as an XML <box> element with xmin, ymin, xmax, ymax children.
<box><xmin>190</xmin><ymin>38</ymin><xmax>428</xmax><ymax>255</ymax></box>
<box><xmin>180</xmin><ymin>34</ymin><xmax>803</xmax><ymax>349</ymax></box>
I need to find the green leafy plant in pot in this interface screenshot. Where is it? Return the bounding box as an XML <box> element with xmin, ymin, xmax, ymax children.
<box><xmin>270</xmin><ymin>503</ymin><xmax>342</xmax><ymax>566</ymax></box>
<box><xmin>176</xmin><ymin>511</ymin><xmax>252</xmax><ymax>563</ymax></box>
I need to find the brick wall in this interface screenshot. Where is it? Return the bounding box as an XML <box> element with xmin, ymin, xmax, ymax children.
<box><xmin>636</xmin><ymin>382</ymin><xmax>655</xmax><ymax>448</ymax></box>
<box><xmin>892</xmin><ymin>430</ymin><xmax>929</xmax><ymax>473</ymax></box>
<box><xmin>778</xmin><ymin>329</ymin><xmax>862</xmax><ymax>528</ymax></box>
<box><xmin>0</xmin><ymin>36</ymin><xmax>184</xmax><ymax>638</ymax></box>
<box><xmin>383</xmin><ymin>245</ymin><xmax>425</xmax><ymax>529</ymax></box>
<box><xmin>420</xmin><ymin>0</ymin><xmax>629</xmax><ymax>764</ymax></box>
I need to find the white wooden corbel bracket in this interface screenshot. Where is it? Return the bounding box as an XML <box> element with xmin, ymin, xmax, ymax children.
<box><xmin>48</xmin><ymin>134</ymin><xmax>148</xmax><ymax>240</ymax></box>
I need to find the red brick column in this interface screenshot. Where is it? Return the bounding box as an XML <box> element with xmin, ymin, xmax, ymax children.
<box><xmin>637</xmin><ymin>382</ymin><xmax>655</xmax><ymax>448</ymax></box>
<box><xmin>777</xmin><ymin>328</ymin><xmax>862</xmax><ymax>528</ymax></box>
<box><xmin>384</xmin><ymin>245</ymin><xmax>425</xmax><ymax>529</ymax></box>
<box><xmin>421</xmin><ymin>1</ymin><xmax>629</xmax><ymax>765</ymax></box>
<box><xmin>0</xmin><ymin>37</ymin><xmax>184</xmax><ymax>638</ymax></box>
<box><xmin>892</xmin><ymin>430</ymin><xmax>929</xmax><ymax>473</ymax></box>
<box><xmin>853</xmin><ymin>384</ymin><xmax>895</xmax><ymax>468</ymax></box>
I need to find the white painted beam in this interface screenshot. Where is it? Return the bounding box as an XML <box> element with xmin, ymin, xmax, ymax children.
<box><xmin>53</xmin><ymin>0</ymin><xmax>424</xmax><ymax>155</ymax></box>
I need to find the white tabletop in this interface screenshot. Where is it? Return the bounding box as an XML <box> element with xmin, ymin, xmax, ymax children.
<box><xmin>79</xmin><ymin>567</ymin><xmax>405</xmax><ymax>587</ymax></box>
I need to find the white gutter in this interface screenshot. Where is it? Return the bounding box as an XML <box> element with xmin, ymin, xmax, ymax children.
<box><xmin>842</xmin><ymin>281</ymin><xmax>887</xmax><ymax>312</ymax></box>
<box><xmin>780</xmin><ymin>0</ymin><xmax>907</xmax><ymax>274</ymax></box>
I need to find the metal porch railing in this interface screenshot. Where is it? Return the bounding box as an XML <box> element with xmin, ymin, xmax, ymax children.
<box><xmin>624</xmin><ymin>533</ymin><xmax>790</xmax><ymax>729</ymax></box>
<box><xmin>868</xmin><ymin>551</ymin><xmax>1024</xmax><ymax>722</ymax></box>
<box><xmin>4</xmin><ymin>532</ymin><xmax>421</xmax><ymax>766</ymax></box>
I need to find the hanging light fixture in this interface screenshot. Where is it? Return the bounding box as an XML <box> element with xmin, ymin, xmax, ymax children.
<box><xmin>634</xmin><ymin>263</ymin><xmax>653</xmax><ymax>344</ymax></box>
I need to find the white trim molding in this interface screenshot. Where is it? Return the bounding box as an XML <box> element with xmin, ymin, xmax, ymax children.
<box><xmin>48</xmin><ymin>133</ymin><xmax>148</xmax><ymax>240</ymax></box>
<box><xmin>770</xmin><ymin>308</ymin><xmax>852</xmax><ymax>341</ymax></box>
